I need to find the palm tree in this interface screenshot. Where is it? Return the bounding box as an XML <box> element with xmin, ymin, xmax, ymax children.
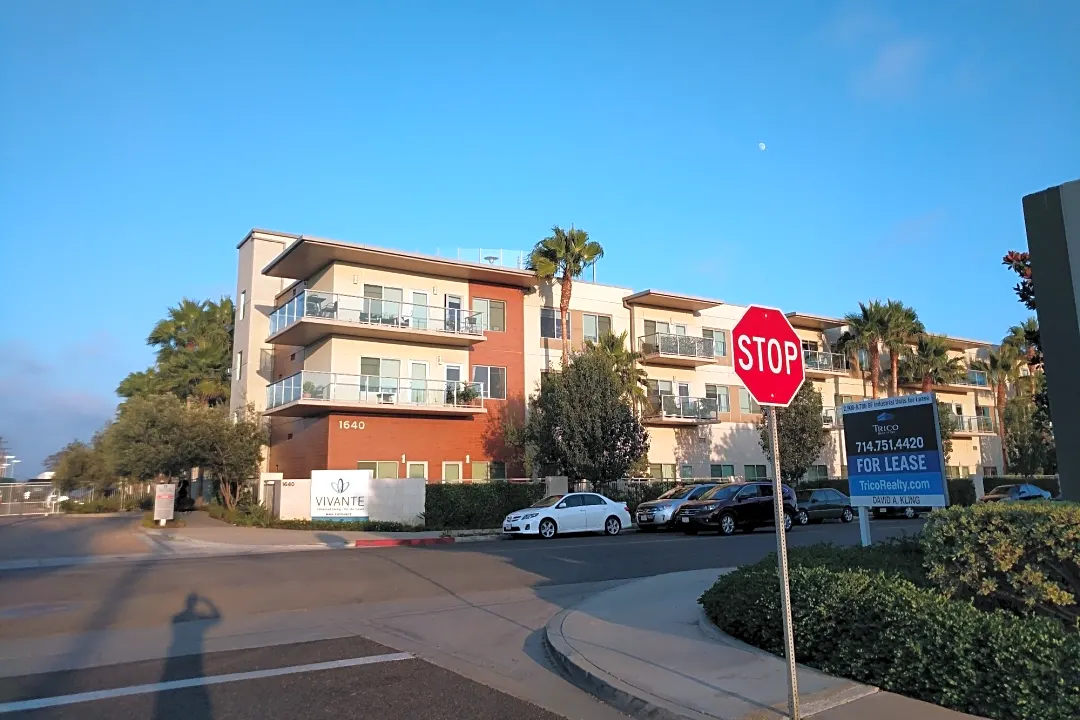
<box><xmin>971</xmin><ymin>344</ymin><xmax>1022</xmax><ymax>473</ymax></box>
<box><xmin>586</xmin><ymin>331</ymin><xmax>648</xmax><ymax>410</ymax></box>
<box><xmin>834</xmin><ymin>329</ymin><xmax>869</xmax><ymax>396</ymax></box>
<box><xmin>842</xmin><ymin>301</ymin><xmax>890</xmax><ymax>399</ymax></box>
<box><xmin>898</xmin><ymin>334</ymin><xmax>965</xmax><ymax>392</ymax></box>
<box><xmin>527</xmin><ymin>226</ymin><xmax>604</xmax><ymax>367</ymax></box>
<box><xmin>882</xmin><ymin>300</ymin><xmax>924</xmax><ymax>397</ymax></box>
<box><xmin>1004</xmin><ymin>318</ymin><xmax>1040</xmax><ymax>396</ymax></box>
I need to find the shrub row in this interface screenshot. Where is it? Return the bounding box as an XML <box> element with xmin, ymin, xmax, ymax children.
<box><xmin>423</xmin><ymin>482</ymin><xmax>546</xmax><ymax>530</ymax></box>
<box><xmin>206</xmin><ymin>503</ymin><xmax>421</xmax><ymax>532</ymax></box>
<box><xmin>701</xmin><ymin>562</ymin><xmax>1080</xmax><ymax>720</ymax></box>
<box><xmin>782</xmin><ymin>537</ymin><xmax>930</xmax><ymax>587</ymax></box>
<box><xmin>922</xmin><ymin>502</ymin><xmax>1080</xmax><ymax>626</ymax></box>
<box><xmin>60</xmin><ymin>496</ymin><xmax>154</xmax><ymax>514</ymax></box>
<box><xmin>583</xmin><ymin>480</ymin><xmax>677</xmax><ymax>513</ymax></box>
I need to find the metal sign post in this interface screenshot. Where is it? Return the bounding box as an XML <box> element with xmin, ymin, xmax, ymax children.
<box><xmin>732</xmin><ymin>306</ymin><xmax>805</xmax><ymax>720</ymax></box>
<box><xmin>768</xmin><ymin>406</ymin><xmax>800</xmax><ymax>720</ymax></box>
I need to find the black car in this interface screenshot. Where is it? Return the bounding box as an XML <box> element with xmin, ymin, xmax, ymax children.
<box><xmin>674</xmin><ymin>481</ymin><xmax>797</xmax><ymax>536</ymax></box>
<box><xmin>794</xmin><ymin>488</ymin><xmax>854</xmax><ymax>525</ymax></box>
<box><xmin>873</xmin><ymin>505</ymin><xmax>930</xmax><ymax>519</ymax></box>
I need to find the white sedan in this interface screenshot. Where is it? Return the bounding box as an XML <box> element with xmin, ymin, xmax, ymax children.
<box><xmin>503</xmin><ymin>492</ymin><xmax>632</xmax><ymax>539</ymax></box>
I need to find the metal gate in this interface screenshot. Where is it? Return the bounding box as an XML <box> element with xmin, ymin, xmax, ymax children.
<box><xmin>0</xmin><ymin>483</ymin><xmax>53</xmax><ymax>516</ymax></box>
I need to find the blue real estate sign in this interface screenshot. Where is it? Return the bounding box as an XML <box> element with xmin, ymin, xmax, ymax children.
<box><xmin>841</xmin><ymin>393</ymin><xmax>948</xmax><ymax>508</ymax></box>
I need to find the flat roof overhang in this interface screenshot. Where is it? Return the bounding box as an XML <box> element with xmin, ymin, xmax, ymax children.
<box><xmin>622</xmin><ymin>290</ymin><xmax>722</xmax><ymax>312</ymax></box>
<box><xmin>266</xmin><ymin>318</ymin><xmax>486</xmax><ymax>347</ymax></box>
<box><xmin>785</xmin><ymin>312</ymin><xmax>845</xmax><ymax>330</ymax></box>
<box><xmin>262</xmin><ymin>236</ymin><xmax>537</xmax><ymax>288</ymax></box>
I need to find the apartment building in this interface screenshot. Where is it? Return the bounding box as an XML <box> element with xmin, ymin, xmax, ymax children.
<box><xmin>231</xmin><ymin>229</ymin><xmax>1004</xmax><ymax>483</ymax></box>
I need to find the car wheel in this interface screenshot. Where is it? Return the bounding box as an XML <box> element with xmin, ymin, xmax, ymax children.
<box><xmin>903</xmin><ymin>507</ymin><xmax>917</xmax><ymax>519</ymax></box>
<box><xmin>796</xmin><ymin>510</ymin><xmax>809</xmax><ymax>526</ymax></box>
<box><xmin>719</xmin><ymin>513</ymin><xmax>737</xmax><ymax>536</ymax></box>
<box><xmin>841</xmin><ymin>507</ymin><xmax>854</xmax><ymax>523</ymax></box>
<box><xmin>604</xmin><ymin>516</ymin><xmax>622</xmax><ymax>536</ymax></box>
<box><xmin>538</xmin><ymin>518</ymin><xmax>557</xmax><ymax>539</ymax></box>
<box><xmin>783</xmin><ymin>512</ymin><xmax>793</xmax><ymax>532</ymax></box>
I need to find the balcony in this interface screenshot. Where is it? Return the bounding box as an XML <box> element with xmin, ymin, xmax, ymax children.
<box><xmin>267</xmin><ymin>290</ymin><xmax>487</xmax><ymax>347</ymax></box>
<box><xmin>902</xmin><ymin>369</ymin><xmax>991</xmax><ymax>392</ymax></box>
<box><xmin>642</xmin><ymin>395</ymin><xmax>719</xmax><ymax>425</ymax></box>
<box><xmin>822</xmin><ymin>408</ymin><xmax>842</xmax><ymax>428</ymax></box>
<box><xmin>264</xmin><ymin>371</ymin><xmax>486</xmax><ymax>417</ymax></box>
<box><xmin>950</xmin><ymin>414</ymin><xmax>997</xmax><ymax>436</ymax></box>
<box><xmin>804</xmin><ymin>350</ymin><xmax>849</xmax><ymax>378</ymax></box>
<box><xmin>638</xmin><ymin>333</ymin><xmax>717</xmax><ymax>367</ymax></box>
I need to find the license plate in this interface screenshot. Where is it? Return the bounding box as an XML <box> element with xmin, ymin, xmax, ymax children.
<box><xmin>503</xmin><ymin>525</ymin><xmax>512</xmax><ymax>531</ymax></box>
<box><xmin>681</xmin><ymin>516</ymin><xmax>689</xmax><ymax>523</ymax></box>
<box><xmin>637</xmin><ymin>515</ymin><xmax>647</xmax><ymax>522</ymax></box>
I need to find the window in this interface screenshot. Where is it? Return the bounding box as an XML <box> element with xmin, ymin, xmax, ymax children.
<box><xmin>540</xmin><ymin>307</ymin><xmax>568</xmax><ymax>339</ymax></box>
<box><xmin>744</xmin><ymin>464</ymin><xmax>768</xmax><ymax>479</ymax></box>
<box><xmin>680</xmin><ymin>464</ymin><xmax>694</xmax><ymax>479</ymax></box>
<box><xmin>857</xmin><ymin>349</ymin><xmax>870</xmax><ymax>369</ymax></box>
<box><xmin>472</xmin><ymin>298</ymin><xmax>506</xmax><ymax>332</ymax></box>
<box><xmin>976</xmin><ymin>406</ymin><xmax>992</xmax><ymax>418</ymax></box>
<box><xmin>357</xmin><ymin>461</ymin><xmax>399</xmax><ymax>479</ymax></box>
<box><xmin>689</xmin><ymin>485</ymin><xmax>713</xmax><ymax>499</ymax></box>
<box><xmin>239</xmin><ymin>291</ymin><xmax>246</xmax><ymax>320</ymax></box>
<box><xmin>960</xmin><ymin>466</ymin><xmax>970</xmax><ymax>477</ymax></box>
<box><xmin>472</xmin><ymin>366</ymin><xmax>507</xmax><ymax>399</ymax></box>
<box><xmin>583</xmin><ymin>494</ymin><xmax>606</xmax><ymax>506</ymax></box>
<box><xmin>490</xmin><ymin>461</ymin><xmax>506</xmax><ymax>479</ymax></box>
<box><xmin>804</xmin><ymin>465</ymin><xmax>828</xmax><ymax>481</ymax></box>
<box><xmin>801</xmin><ymin>340</ymin><xmax>819</xmax><ymax>352</ymax></box>
<box><xmin>583</xmin><ymin>313</ymin><xmax>612</xmax><ymax>342</ymax></box>
<box><xmin>442</xmin><ymin>462</ymin><xmax>462</xmax><ymax>482</ymax></box>
<box><xmin>674</xmin><ymin>324</ymin><xmax>687</xmax><ymax>335</ymax></box>
<box><xmin>407</xmin><ymin>462</ymin><xmax>427</xmax><ymax>479</ymax></box>
<box><xmin>235</xmin><ymin>351</ymin><xmax>243</xmax><ymax>381</ymax></box>
<box><xmin>835</xmin><ymin>394</ymin><xmax>855</xmax><ymax>408</ymax></box>
<box><xmin>984</xmin><ymin>466</ymin><xmax>998</xmax><ymax>476</ymax></box>
<box><xmin>945</xmin><ymin>466</ymin><xmax>960</xmax><ymax>478</ymax></box>
<box><xmin>471</xmin><ymin>461</ymin><xmax>490</xmax><ymax>482</ymax></box>
<box><xmin>647</xmin><ymin>379</ymin><xmax>674</xmax><ymax>396</ymax></box>
<box><xmin>702</xmin><ymin>328</ymin><xmax>727</xmax><ymax>357</ymax></box>
<box><xmin>736</xmin><ymin>484</ymin><xmax>762</xmax><ymax>499</ymax></box>
<box><xmin>643</xmin><ymin>320</ymin><xmax>670</xmax><ymax>337</ymax></box>
<box><xmin>649</xmin><ymin>463</ymin><xmax>677</xmax><ymax>480</ymax></box>
<box><xmin>953</xmin><ymin>403</ymin><xmax>964</xmax><ymax>417</ymax></box>
<box><xmin>561</xmin><ymin>494</ymin><xmax>584</xmax><ymax>508</ymax></box>
<box><xmin>710</xmin><ymin>464</ymin><xmax>735</xmax><ymax>478</ymax></box>
<box><xmin>705</xmin><ymin>385</ymin><xmax>730</xmax><ymax>412</ymax></box>
<box><xmin>739</xmin><ymin>388</ymin><xmax>761</xmax><ymax>414</ymax></box>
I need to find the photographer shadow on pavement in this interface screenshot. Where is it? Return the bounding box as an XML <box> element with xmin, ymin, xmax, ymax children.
<box><xmin>153</xmin><ymin>593</ymin><xmax>221</xmax><ymax>720</ymax></box>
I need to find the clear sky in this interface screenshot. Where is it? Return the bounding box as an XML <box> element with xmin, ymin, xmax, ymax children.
<box><xmin>1</xmin><ymin>1</ymin><xmax>1077</xmax><ymax>477</ymax></box>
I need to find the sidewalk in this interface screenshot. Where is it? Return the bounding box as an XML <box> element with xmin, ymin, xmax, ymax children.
<box><xmin>544</xmin><ymin>569</ymin><xmax>982</xmax><ymax>720</ymax></box>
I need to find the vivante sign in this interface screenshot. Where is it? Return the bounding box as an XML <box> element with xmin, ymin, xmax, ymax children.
<box><xmin>311</xmin><ymin>469</ymin><xmax>372</xmax><ymax>521</ymax></box>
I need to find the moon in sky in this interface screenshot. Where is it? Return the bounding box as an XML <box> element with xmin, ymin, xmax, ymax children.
<box><xmin>758</xmin><ymin>142</ymin><xmax>767</xmax><ymax>151</ymax></box>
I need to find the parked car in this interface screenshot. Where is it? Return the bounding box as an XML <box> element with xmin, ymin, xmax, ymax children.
<box><xmin>502</xmin><ymin>492</ymin><xmax>632</xmax><ymax>539</ymax></box>
<box><xmin>794</xmin><ymin>488</ymin><xmax>854</xmax><ymax>525</ymax></box>
<box><xmin>635</xmin><ymin>483</ymin><xmax>718</xmax><ymax>531</ymax></box>
<box><xmin>872</xmin><ymin>505</ymin><xmax>930</xmax><ymax>519</ymax></box>
<box><xmin>979</xmin><ymin>483</ymin><xmax>1053</xmax><ymax>503</ymax></box>
<box><xmin>673</xmin><ymin>481</ymin><xmax>797</xmax><ymax>536</ymax></box>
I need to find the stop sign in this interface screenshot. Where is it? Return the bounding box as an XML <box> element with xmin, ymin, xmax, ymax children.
<box><xmin>732</xmin><ymin>305</ymin><xmax>805</xmax><ymax>407</ymax></box>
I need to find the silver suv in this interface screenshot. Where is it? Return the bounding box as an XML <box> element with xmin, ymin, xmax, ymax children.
<box><xmin>635</xmin><ymin>483</ymin><xmax>718</xmax><ymax>530</ymax></box>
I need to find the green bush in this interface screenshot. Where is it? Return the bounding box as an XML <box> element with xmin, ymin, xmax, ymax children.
<box><xmin>922</xmin><ymin>502</ymin><xmax>1080</xmax><ymax>625</ymax></box>
<box><xmin>585</xmin><ymin>480</ymin><xmax>677</xmax><ymax>513</ymax></box>
<box><xmin>701</xmin><ymin>563</ymin><xmax>1080</xmax><ymax>720</ymax></box>
<box><xmin>424</xmin><ymin>482</ymin><xmax>546</xmax><ymax>530</ymax></box>
<box><xmin>947</xmin><ymin>478</ymin><xmax>976</xmax><ymax>506</ymax></box>
<box><xmin>60</xmin><ymin>498</ymin><xmax>123</xmax><ymax>514</ymax></box>
<box><xmin>782</xmin><ymin>537</ymin><xmax>929</xmax><ymax>587</ymax></box>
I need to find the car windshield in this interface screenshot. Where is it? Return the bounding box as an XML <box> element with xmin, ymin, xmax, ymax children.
<box><xmin>989</xmin><ymin>485</ymin><xmax>1017</xmax><ymax>495</ymax></box>
<box><xmin>700</xmin><ymin>484</ymin><xmax>741</xmax><ymax>502</ymax></box>
<box><xmin>530</xmin><ymin>495</ymin><xmax>564</xmax><ymax>508</ymax></box>
<box><xmin>658</xmin><ymin>485</ymin><xmax>696</xmax><ymax>500</ymax></box>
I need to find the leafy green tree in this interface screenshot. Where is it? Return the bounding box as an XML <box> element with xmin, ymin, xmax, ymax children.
<box><xmin>585</xmin><ymin>331</ymin><xmax>648</xmax><ymax>410</ymax></box>
<box><xmin>101</xmin><ymin>394</ymin><xmax>199</xmax><ymax>483</ymax></box>
<box><xmin>757</xmin><ymin>383</ymin><xmax>828</xmax><ymax>483</ymax></box>
<box><xmin>188</xmin><ymin>404</ymin><xmax>268</xmax><ymax>510</ymax></box>
<box><xmin>898</xmin><ymin>334</ymin><xmax>965</xmax><ymax>391</ymax></box>
<box><xmin>524</xmin><ymin>349</ymin><xmax>648</xmax><ymax>482</ymax></box>
<box><xmin>1004</xmin><ymin>391</ymin><xmax>1057</xmax><ymax>477</ymax></box>
<box><xmin>936</xmin><ymin>401</ymin><xmax>956</xmax><ymax>464</ymax></box>
<box><xmin>971</xmin><ymin>345</ymin><xmax>1022</xmax><ymax>472</ymax></box>
<box><xmin>843</xmin><ymin>301</ymin><xmax>890</xmax><ymax>398</ymax></box>
<box><xmin>527</xmin><ymin>226</ymin><xmax>603</xmax><ymax>368</ymax></box>
<box><xmin>50</xmin><ymin>439</ymin><xmax>112</xmax><ymax>493</ymax></box>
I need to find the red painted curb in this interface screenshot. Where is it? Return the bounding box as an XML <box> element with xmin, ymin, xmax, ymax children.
<box><xmin>353</xmin><ymin>537</ymin><xmax>456</xmax><ymax>548</ymax></box>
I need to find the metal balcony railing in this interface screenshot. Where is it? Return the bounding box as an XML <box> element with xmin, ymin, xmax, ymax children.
<box><xmin>456</xmin><ymin>248</ymin><xmax>529</xmax><ymax>270</ymax></box>
<box><xmin>804</xmin><ymin>350</ymin><xmax>849</xmax><ymax>372</ymax></box>
<box><xmin>644</xmin><ymin>395</ymin><xmax>719</xmax><ymax>421</ymax></box>
<box><xmin>951</xmin><ymin>414</ymin><xmax>996</xmax><ymax>433</ymax></box>
<box><xmin>266</xmin><ymin>371</ymin><xmax>484</xmax><ymax>410</ymax></box>
<box><xmin>822</xmin><ymin>408</ymin><xmax>842</xmax><ymax>427</ymax></box>
<box><xmin>268</xmin><ymin>290</ymin><xmax>485</xmax><ymax>337</ymax></box>
<box><xmin>639</xmin><ymin>333</ymin><xmax>715</xmax><ymax>360</ymax></box>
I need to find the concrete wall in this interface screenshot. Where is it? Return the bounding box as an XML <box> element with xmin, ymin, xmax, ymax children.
<box><xmin>276</xmin><ymin>476</ymin><xmax>426</xmax><ymax>524</ymax></box>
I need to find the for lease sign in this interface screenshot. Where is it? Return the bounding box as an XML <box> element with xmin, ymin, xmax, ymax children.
<box><xmin>841</xmin><ymin>393</ymin><xmax>948</xmax><ymax>508</ymax></box>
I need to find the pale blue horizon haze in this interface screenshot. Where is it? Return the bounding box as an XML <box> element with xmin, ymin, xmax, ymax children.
<box><xmin>1</xmin><ymin>1</ymin><xmax>1078</xmax><ymax>477</ymax></box>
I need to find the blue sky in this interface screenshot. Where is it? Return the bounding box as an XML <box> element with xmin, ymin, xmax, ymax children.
<box><xmin>1</xmin><ymin>1</ymin><xmax>1077</xmax><ymax>477</ymax></box>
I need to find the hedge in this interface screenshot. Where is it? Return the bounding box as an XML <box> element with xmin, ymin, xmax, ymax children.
<box><xmin>205</xmin><ymin>502</ymin><xmax>421</xmax><ymax>532</ymax></box>
<box><xmin>922</xmin><ymin>502</ymin><xmax>1080</xmax><ymax>626</ymax></box>
<box><xmin>423</xmin><ymin>482</ymin><xmax>547</xmax><ymax>530</ymax></box>
<box><xmin>781</xmin><ymin>537</ymin><xmax>930</xmax><ymax>587</ymax></box>
<box><xmin>701</xmin><ymin>563</ymin><xmax>1080</xmax><ymax>720</ymax></box>
<box><xmin>581</xmin><ymin>480</ymin><xmax>678</xmax><ymax>513</ymax></box>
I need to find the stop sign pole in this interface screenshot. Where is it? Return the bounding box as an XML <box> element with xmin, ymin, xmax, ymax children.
<box><xmin>732</xmin><ymin>305</ymin><xmax>805</xmax><ymax>720</ymax></box>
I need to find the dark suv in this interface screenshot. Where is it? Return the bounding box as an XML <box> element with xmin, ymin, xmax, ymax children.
<box><xmin>673</xmin><ymin>481</ymin><xmax>797</xmax><ymax>536</ymax></box>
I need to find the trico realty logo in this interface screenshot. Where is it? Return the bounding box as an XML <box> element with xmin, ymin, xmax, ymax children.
<box><xmin>873</xmin><ymin>412</ymin><xmax>899</xmax><ymax>435</ymax></box>
<box><xmin>330</xmin><ymin>478</ymin><xmax>349</xmax><ymax>494</ymax></box>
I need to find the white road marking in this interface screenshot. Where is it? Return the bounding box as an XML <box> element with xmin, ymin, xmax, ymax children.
<box><xmin>0</xmin><ymin>652</ymin><xmax>414</xmax><ymax>714</ymax></box>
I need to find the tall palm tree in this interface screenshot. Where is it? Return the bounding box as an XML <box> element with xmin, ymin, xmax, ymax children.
<box><xmin>527</xmin><ymin>226</ymin><xmax>604</xmax><ymax>367</ymax></box>
<box><xmin>1004</xmin><ymin>317</ymin><xmax>1039</xmax><ymax>361</ymax></box>
<box><xmin>138</xmin><ymin>297</ymin><xmax>236</xmax><ymax>406</ymax></box>
<box><xmin>882</xmin><ymin>300</ymin><xmax>924</xmax><ymax>397</ymax></box>
<box><xmin>898</xmin><ymin>334</ymin><xmax>965</xmax><ymax>392</ymax></box>
<box><xmin>834</xmin><ymin>329</ymin><xmax>868</xmax><ymax>396</ymax></box>
<box><xmin>586</xmin><ymin>331</ymin><xmax>648</xmax><ymax>410</ymax></box>
<box><xmin>842</xmin><ymin>301</ymin><xmax>890</xmax><ymax>399</ymax></box>
<box><xmin>971</xmin><ymin>344</ymin><xmax>1022</xmax><ymax>473</ymax></box>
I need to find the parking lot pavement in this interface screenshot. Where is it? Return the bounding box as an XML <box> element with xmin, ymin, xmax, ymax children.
<box><xmin>0</xmin><ymin>637</ymin><xmax>566</xmax><ymax>720</ymax></box>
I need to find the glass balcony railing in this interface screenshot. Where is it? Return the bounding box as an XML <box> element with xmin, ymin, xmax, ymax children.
<box><xmin>268</xmin><ymin>290</ymin><xmax>485</xmax><ymax>338</ymax></box>
<box><xmin>822</xmin><ymin>408</ymin><xmax>842</xmax><ymax>427</ymax></box>
<box><xmin>804</xmin><ymin>350</ymin><xmax>849</xmax><ymax>372</ymax></box>
<box><xmin>951</xmin><ymin>414</ymin><xmax>996</xmax><ymax>433</ymax></box>
<box><xmin>644</xmin><ymin>395</ymin><xmax>719</xmax><ymax>421</ymax></box>
<box><xmin>639</xmin><ymin>333</ymin><xmax>715</xmax><ymax>360</ymax></box>
<box><xmin>266</xmin><ymin>371</ymin><xmax>484</xmax><ymax>410</ymax></box>
<box><xmin>964</xmin><ymin>369</ymin><xmax>989</xmax><ymax>387</ymax></box>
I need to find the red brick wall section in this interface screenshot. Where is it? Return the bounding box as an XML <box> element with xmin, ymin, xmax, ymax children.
<box><xmin>268</xmin><ymin>416</ymin><xmax>329</xmax><ymax>478</ymax></box>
